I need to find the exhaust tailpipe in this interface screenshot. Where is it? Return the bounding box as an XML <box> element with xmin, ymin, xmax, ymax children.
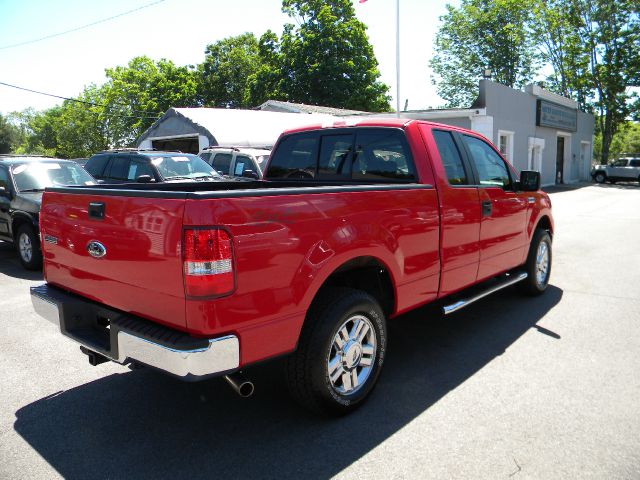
<box><xmin>224</xmin><ymin>372</ymin><xmax>254</xmax><ymax>398</ymax></box>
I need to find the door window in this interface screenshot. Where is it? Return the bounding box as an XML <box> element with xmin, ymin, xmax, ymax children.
<box><xmin>234</xmin><ymin>155</ymin><xmax>258</xmax><ymax>176</ymax></box>
<box><xmin>433</xmin><ymin>130</ymin><xmax>469</xmax><ymax>185</ymax></box>
<box><xmin>463</xmin><ymin>135</ymin><xmax>512</xmax><ymax>188</ymax></box>
<box><xmin>127</xmin><ymin>160</ymin><xmax>154</xmax><ymax>180</ymax></box>
<box><xmin>212</xmin><ymin>153</ymin><xmax>233</xmax><ymax>175</ymax></box>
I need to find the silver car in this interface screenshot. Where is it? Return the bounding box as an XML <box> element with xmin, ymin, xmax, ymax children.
<box><xmin>591</xmin><ymin>157</ymin><xmax>640</xmax><ymax>184</ymax></box>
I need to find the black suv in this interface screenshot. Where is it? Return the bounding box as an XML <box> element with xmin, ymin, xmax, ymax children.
<box><xmin>0</xmin><ymin>156</ymin><xmax>97</xmax><ymax>269</ymax></box>
<box><xmin>84</xmin><ymin>149</ymin><xmax>223</xmax><ymax>183</ymax></box>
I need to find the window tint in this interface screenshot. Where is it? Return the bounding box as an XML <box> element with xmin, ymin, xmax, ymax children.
<box><xmin>266</xmin><ymin>133</ymin><xmax>318</xmax><ymax>179</ymax></box>
<box><xmin>107</xmin><ymin>157</ymin><xmax>132</xmax><ymax>181</ymax></box>
<box><xmin>463</xmin><ymin>135</ymin><xmax>511</xmax><ymax>187</ymax></box>
<box><xmin>234</xmin><ymin>155</ymin><xmax>258</xmax><ymax>176</ymax></box>
<box><xmin>0</xmin><ymin>166</ymin><xmax>10</xmax><ymax>190</ymax></box>
<box><xmin>352</xmin><ymin>129</ymin><xmax>415</xmax><ymax>181</ymax></box>
<box><xmin>612</xmin><ymin>159</ymin><xmax>628</xmax><ymax>167</ymax></box>
<box><xmin>630</xmin><ymin>159</ymin><xmax>640</xmax><ymax>167</ymax></box>
<box><xmin>199</xmin><ymin>152</ymin><xmax>212</xmax><ymax>164</ymax></box>
<box><xmin>85</xmin><ymin>154</ymin><xmax>110</xmax><ymax>178</ymax></box>
<box><xmin>433</xmin><ymin>130</ymin><xmax>468</xmax><ymax>185</ymax></box>
<box><xmin>212</xmin><ymin>153</ymin><xmax>232</xmax><ymax>175</ymax></box>
<box><xmin>318</xmin><ymin>134</ymin><xmax>353</xmax><ymax>179</ymax></box>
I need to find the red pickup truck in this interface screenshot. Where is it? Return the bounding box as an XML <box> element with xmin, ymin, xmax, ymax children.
<box><xmin>31</xmin><ymin>118</ymin><xmax>553</xmax><ymax>415</ymax></box>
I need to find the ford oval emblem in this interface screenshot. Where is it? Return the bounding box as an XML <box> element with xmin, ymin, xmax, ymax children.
<box><xmin>87</xmin><ymin>241</ymin><xmax>107</xmax><ymax>259</ymax></box>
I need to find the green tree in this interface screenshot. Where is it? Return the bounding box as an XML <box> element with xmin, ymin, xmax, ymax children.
<box><xmin>531</xmin><ymin>0</ymin><xmax>590</xmax><ymax>108</ymax></box>
<box><xmin>102</xmin><ymin>56</ymin><xmax>198</xmax><ymax>146</ymax></box>
<box><xmin>198</xmin><ymin>33</ymin><xmax>264</xmax><ymax>108</ymax></box>
<box><xmin>431</xmin><ymin>0</ymin><xmax>538</xmax><ymax>107</ymax></box>
<box><xmin>0</xmin><ymin>113</ymin><xmax>20</xmax><ymax>154</ymax></box>
<box><xmin>245</xmin><ymin>30</ymin><xmax>288</xmax><ymax>106</ymax></box>
<box><xmin>576</xmin><ymin>0</ymin><xmax>640</xmax><ymax>163</ymax></box>
<box><xmin>277</xmin><ymin>0</ymin><xmax>390</xmax><ymax>111</ymax></box>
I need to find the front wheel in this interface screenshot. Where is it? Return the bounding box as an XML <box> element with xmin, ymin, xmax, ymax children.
<box><xmin>286</xmin><ymin>288</ymin><xmax>387</xmax><ymax>416</ymax></box>
<box><xmin>16</xmin><ymin>224</ymin><xmax>43</xmax><ymax>270</ymax></box>
<box><xmin>594</xmin><ymin>172</ymin><xmax>606</xmax><ymax>183</ymax></box>
<box><xmin>519</xmin><ymin>229</ymin><xmax>552</xmax><ymax>296</ymax></box>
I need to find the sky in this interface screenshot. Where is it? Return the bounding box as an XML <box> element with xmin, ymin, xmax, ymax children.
<box><xmin>0</xmin><ymin>0</ymin><xmax>460</xmax><ymax>116</ymax></box>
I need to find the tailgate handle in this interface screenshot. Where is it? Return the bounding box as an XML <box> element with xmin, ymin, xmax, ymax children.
<box><xmin>88</xmin><ymin>202</ymin><xmax>105</xmax><ymax>220</ymax></box>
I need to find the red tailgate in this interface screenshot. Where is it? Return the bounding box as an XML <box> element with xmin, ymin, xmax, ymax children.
<box><xmin>40</xmin><ymin>191</ymin><xmax>187</xmax><ymax>330</ymax></box>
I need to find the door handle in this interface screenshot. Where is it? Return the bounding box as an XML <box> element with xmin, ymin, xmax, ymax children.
<box><xmin>481</xmin><ymin>200</ymin><xmax>492</xmax><ymax>217</ymax></box>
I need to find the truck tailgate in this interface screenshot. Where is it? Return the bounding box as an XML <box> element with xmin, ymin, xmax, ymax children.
<box><xmin>40</xmin><ymin>191</ymin><xmax>187</xmax><ymax>330</ymax></box>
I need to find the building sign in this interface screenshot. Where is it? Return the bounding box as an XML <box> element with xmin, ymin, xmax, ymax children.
<box><xmin>536</xmin><ymin>100</ymin><xmax>577</xmax><ymax>132</ymax></box>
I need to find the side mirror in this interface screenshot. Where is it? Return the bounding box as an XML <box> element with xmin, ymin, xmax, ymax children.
<box><xmin>0</xmin><ymin>185</ymin><xmax>10</xmax><ymax>197</ymax></box>
<box><xmin>136</xmin><ymin>175</ymin><xmax>153</xmax><ymax>183</ymax></box>
<box><xmin>520</xmin><ymin>170</ymin><xmax>541</xmax><ymax>191</ymax></box>
<box><xmin>242</xmin><ymin>170</ymin><xmax>259</xmax><ymax>180</ymax></box>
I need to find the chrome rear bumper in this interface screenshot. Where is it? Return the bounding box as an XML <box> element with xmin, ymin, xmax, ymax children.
<box><xmin>31</xmin><ymin>284</ymin><xmax>239</xmax><ymax>380</ymax></box>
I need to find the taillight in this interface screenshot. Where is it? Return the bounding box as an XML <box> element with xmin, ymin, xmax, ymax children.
<box><xmin>183</xmin><ymin>228</ymin><xmax>234</xmax><ymax>297</ymax></box>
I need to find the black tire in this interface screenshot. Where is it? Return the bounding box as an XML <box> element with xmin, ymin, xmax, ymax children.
<box><xmin>286</xmin><ymin>288</ymin><xmax>387</xmax><ymax>416</ymax></box>
<box><xmin>594</xmin><ymin>172</ymin><xmax>606</xmax><ymax>183</ymax></box>
<box><xmin>519</xmin><ymin>229</ymin><xmax>552</xmax><ymax>296</ymax></box>
<box><xmin>15</xmin><ymin>224</ymin><xmax>43</xmax><ymax>270</ymax></box>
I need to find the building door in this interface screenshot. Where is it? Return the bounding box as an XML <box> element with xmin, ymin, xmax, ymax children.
<box><xmin>556</xmin><ymin>136</ymin><xmax>565</xmax><ymax>184</ymax></box>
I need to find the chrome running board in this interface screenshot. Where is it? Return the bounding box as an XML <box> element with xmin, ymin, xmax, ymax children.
<box><xmin>442</xmin><ymin>271</ymin><xmax>528</xmax><ymax>315</ymax></box>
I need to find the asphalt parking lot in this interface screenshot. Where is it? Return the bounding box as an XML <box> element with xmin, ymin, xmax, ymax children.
<box><xmin>1</xmin><ymin>183</ymin><xmax>639</xmax><ymax>479</ymax></box>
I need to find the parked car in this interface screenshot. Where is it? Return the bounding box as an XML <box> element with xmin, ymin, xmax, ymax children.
<box><xmin>31</xmin><ymin>118</ymin><xmax>552</xmax><ymax>415</ymax></box>
<box><xmin>591</xmin><ymin>156</ymin><xmax>640</xmax><ymax>183</ymax></box>
<box><xmin>84</xmin><ymin>149</ymin><xmax>223</xmax><ymax>183</ymax></box>
<box><xmin>0</xmin><ymin>155</ymin><xmax>97</xmax><ymax>269</ymax></box>
<box><xmin>199</xmin><ymin>146</ymin><xmax>271</xmax><ymax>179</ymax></box>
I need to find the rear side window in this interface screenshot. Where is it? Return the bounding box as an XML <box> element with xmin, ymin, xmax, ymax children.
<box><xmin>199</xmin><ymin>152</ymin><xmax>212</xmax><ymax>164</ymax></box>
<box><xmin>85</xmin><ymin>155</ymin><xmax>110</xmax><ymax>177</ymax></box>
<box><xmin>433</xmin><ymin>130</ymin><xmax>468</xmax><ymax>185</ymax></box>
<box><xmin>266</xmin><ymin>134</ymin><xmax>318</xmax><ymax>179</ymax></box>
<box><xmin>630</xmin><ymin>159</ymin><xmax>640</xmax><ymax>167</ymax></box>
<box><xmin>212</xmin><ymin>153</ymin><xmax>232</xmax><ymax>175</ymax></box>
<box><xmin>352</xmin><ymin>129</ymin><xmax>415</xmax><ymax>181</ymax></box>
<box><xmin>107</xmin><ymin>157</ymin><xmax>133</xmax><ymax>181</ymax></box>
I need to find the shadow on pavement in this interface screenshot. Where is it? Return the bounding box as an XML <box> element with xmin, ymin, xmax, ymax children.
<box><xmin>0</xmin><ymin>241</ymin><xmax>43</xmax><ymax>281</ymax></box>
<box><xmin>14</xmin><ymin>285</ymin><xmax>563</xmax><ymax>479</ymax></box>
<box><xmin>590</xmin><ymin>182</ymin><xmax>640</xmax><ymax>190</ymax></box>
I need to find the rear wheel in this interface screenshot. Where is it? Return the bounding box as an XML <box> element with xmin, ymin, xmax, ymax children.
<box><xmin>16</xmin><ymin>224</ymin><xmax>42</xmax><ymax>270</ymax></box>
<box><xmin>286</xmin><ymin>288</ymin><xmax>387</xmax><ymax>416</ymax></box>
<box><xmin>594</xmin><ymin>172</ymin><xmax>606</xmax><ymax>183</ymax></box>
<box><xmin>519</xmin><ymin>229</ymin><xmax>552</xmax><ymax>296</ymax></box>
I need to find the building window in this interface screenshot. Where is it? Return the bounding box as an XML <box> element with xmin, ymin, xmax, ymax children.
<box><xmin>497</xmin><ymin>130</ymin><xmax>514</xmax><ymax>164</ymax></box>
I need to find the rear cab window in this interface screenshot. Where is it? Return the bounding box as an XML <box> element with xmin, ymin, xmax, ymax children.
<box><xmin>266</xmin><ymin>128</ymin><xmax>416</xmax><ymax>182</ymax></box>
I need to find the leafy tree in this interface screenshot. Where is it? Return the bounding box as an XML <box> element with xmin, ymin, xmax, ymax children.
<box><xmin>198</xmin><ymin>33</ymin><xmax>264</xmax><ymax>108</ymax></box>
<box><xmin>277</xmin><ymin>0</ymin><xmax>390</xmax><ymax>111</ymax></box>
<box><xmin>0</xmin><ymin>113</ymin><xmax>20</xmax><ymax>154</ymax></box>
<box><xmin>102</xmin><ymin>56</ymin><xmax>199</xmax><ymax>146</ymax></box>
<box><xmin>430</xmin><ymin>0</ymin><xmax>538</xmax><ymax>107</ymax></box>
<box><xmin>531</xmin><ymin>0</ymin><xmax>590</xmax><ymax>108</ymax></box>
<box><xmin>245</xmin><ymin>30</ymin><xmax>288</xmax><ymax>106</ymax></box>
<box><xmin>575</xmin><ymin>0</ymin><xmax>640</xmax><ymax>162</ymax></box>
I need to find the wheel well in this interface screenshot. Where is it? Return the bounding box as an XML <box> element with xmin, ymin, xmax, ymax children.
<box><xmin>536</xmin><ymin>215</ymin><xmax>553</xmax><ymax>237</ymax></box>
<box><xmin>316</xmin><ymin>257</ymin><xmax>395</xmax><ymax>316</ymax></box>
<box><xmin>11</xmin><ymin>217</ymin><xmax>33</xmax><ymax>240</ymax></box>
